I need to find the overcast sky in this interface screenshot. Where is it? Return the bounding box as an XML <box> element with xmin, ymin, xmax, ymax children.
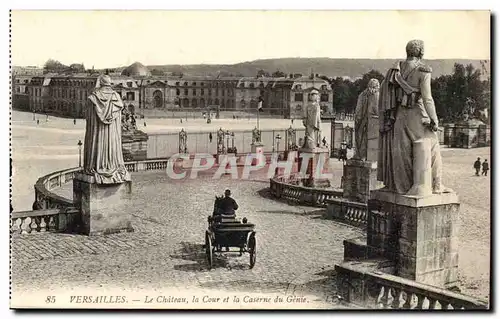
<box><xmin>11</xmin><ymin>10</ymin><xmax>490</xmax><ymax>68</ymax></box>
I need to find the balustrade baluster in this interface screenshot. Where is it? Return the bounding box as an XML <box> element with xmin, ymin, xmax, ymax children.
<box><xmin>391</xmin><ymin>288</ymin><xmax>402</xmax><ymax>308</ymax></box>
<box><xmin>18</xmin><ymin>217</ymin><xmax>25</xmax><ymax>234</ymax></box>
<box><xmin>28</xmin><ymin>217</ymin><xmax>38</xmax><ymax>233</ymax></box>
<box><xmin>428</xmin><ymin>298</ymin><xmax>437</xmax><ymax>309</ymax></box>
<box><xmin>33</xmin><ymin>216</ymin><xmax>41</xmax><ymax>232</ymax></box>
<box><xmin>381</xmin><ymin>286</ymin><xmax>391</xmax><ymax>308</ymax></box>
<box><xmin>415</xmin><ymin>294</ymin><xmax>425</xmax><ymax>309</ymax></box>
<box><xmin>402</xmin><ymin>291</ymin><xmax>413</xmax><ymax>309</ymax></box>
<box><xmin>39</xmin><ymin>216</ymin><xmax>47</xmax><ymax>232</ymax></box>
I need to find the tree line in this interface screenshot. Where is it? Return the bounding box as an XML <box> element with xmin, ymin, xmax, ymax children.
<box><xmin>322</xmin><ymin>63</ymin><xmax>489</xmax><ymax>123</ymax></box>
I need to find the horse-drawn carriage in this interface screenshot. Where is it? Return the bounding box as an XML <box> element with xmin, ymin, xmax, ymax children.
<box><xmin>205</xmin><ymin>195</ymin><xmax>257</xmax><ymax>269</ymax></box>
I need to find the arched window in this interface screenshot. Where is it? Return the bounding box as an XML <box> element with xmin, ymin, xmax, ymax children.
<box><xmin>200</xmin><ymin>98</ymin><xmax>205</xmax><ymax>108</ymax></box>
<box><xmin>208</xmin><ymin>98</ymin><xmax>212</xmax><ymax>105</ymax></box>
<box><xmin>193</xmin><ymin>82</ymin><xmax>197</xmax><ymax>86</ymax></box>
<box><xmin>183</xmin><ymin>98</ymin><xmax>190</xmax><ymax>107</ymax></box>
<box><xmin>214</xmin><ymin>98</ymin><xmax>219</xmax><ymax>105</ymax></box>
<box><xmin>192</xmin><ymin>99</ymin><xmax>198</xmax><ymax>107</ymax></box>
<box><xmin>176</xmin><ymin>89</ymin><xmax>180</xmax><ymax>96</ymax></box>
<box><xmin>249</xmin><ymin>83</ymin><xmax>255</xmax><ymax>88</ymax></box>
<box><xmin>184</xmin><ymin>82</ymin><xmax>188</xmax><ymax>86</ymax></box>
<box><xmin>239</xmin><ymin>83</ymin><xmax>245</xmax><ymax>88</ymax></box>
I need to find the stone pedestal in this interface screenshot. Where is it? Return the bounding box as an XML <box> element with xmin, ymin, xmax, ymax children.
<box><xmin>367</xmin><ymin>189</ymin><xmax>460</xmax><ymax>288</ymax></box>
<box><xmin>298</xmin><ymin>147</ymin><xmax>331</xmax><ymax>188</ymax></box>
<box><xmin>343</xmin><ymin>159</ymin><xmax>377</xmax><ymax>203</ymax></box>
<box><xmin>73</xmin><ymin>173</ymin><xmax>134</xmax><ymax>236</ymax></box>
<box><xmin>251</xmin><ymin>142</ymin><xmax>265</xmax><ymax>166</ymax></box>
<box><xmin>122</xmin><ymin>130</ymin><xmax>148</xmax><ymax>161</ymax></box>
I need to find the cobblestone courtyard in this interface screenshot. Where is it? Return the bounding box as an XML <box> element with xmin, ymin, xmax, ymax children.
<box><xmin>11</xmin><ymin>176</ymin><xmax>362</xmax><ymax>308</ymax></box>
<box><xmin>11</xmin><ymin>110</ymin><xmax>491</xmax><ymax>306</ymax></box>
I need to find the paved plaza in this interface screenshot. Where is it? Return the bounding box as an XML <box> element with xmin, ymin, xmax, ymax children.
<box><xmin>10</xmin><ymin>110</ymin><xmax>491</xmax><ymax>305</ymax></box>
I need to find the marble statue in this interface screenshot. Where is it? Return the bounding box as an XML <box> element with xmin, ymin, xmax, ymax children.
<box><xmin>302</xmin><ymin>88</ymin><xmax>322</xmax><ymax>149</ymax></box>
<box><xmin>217</xmin><ymin>128</ymin><xmax>225</xmax><ymax>154</ymax></box>
<box><xmin>252</xmin><ymin>127</ymin><xmax>262</xmax><ymax>144</ymax></box>
<box><xmin>378</xmin><ymin>40</ymin><xmax>449</xmax><ymax>196</ymax></box>
<box><xmin>179</xmin><ymin>129</ymin><xmax>187</xmax><ymax>153</ymax></box>
<box><xmin>83</xmin><ymin>75</ymin><xmax>130</xmax><ymax>184</ymax></box>
<box><xmin>354</xmin><ymin>79</ymin><xmax>380</xmax><ymax>160</ymax></box>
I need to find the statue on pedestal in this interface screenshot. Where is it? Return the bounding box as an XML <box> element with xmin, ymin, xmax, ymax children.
<box><xmin>378</xmin><ymin>39</ymin><xmax>450</xmax><ymax>196</ymax></box>
<box><xmin>252</xmin><ymin>127</ymin><xmax>262</xmax><ymax>144</ymax></box>
<box><xmin>179</xmin><ymin>129</ymin><xmax>188</xmax><ymax>153</ymax></box>
<box><xmin>83</xmin><ymin>75</ymin><xmax>130</xmax><ymax>184</ymax></box>
<box><xmin>354</xmin><ymin>79</ymin><xmax>380</xmax><ymax>160</ymax></box>
<box><xmin>302</xmin><ymin>88</ymin><xmax>322</xmax><ymax>149</ymax></box>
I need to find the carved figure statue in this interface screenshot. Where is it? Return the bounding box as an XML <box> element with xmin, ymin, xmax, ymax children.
<box><xmin>179</xmin><ymin>129</ymin><xmax>188</xmax><ymax>153</ymax></box>
<box><xmin>302</xmin><ymin>88</ymin><xmax>322</xmax><ymax>149</ymax></box>
<box><xmin>252</xmin><ymin>127</ymin><xmax>262</xmax><ymax>144</ymax></box>
<box><xmin>378</xmin><ymin>39</ymin><xmax>450</xmax><ymax>196</ymax></box>
<box><xmin>217</xmin><ymin>128</ymin><xmax>225</xmax><ymax>154</ymax></box>
<box><xmin>354</xmin><ymin>79</ymin><xmax>380</xmax><ymax>160</ymax></box>
<box><xmin>83</xmin><ymin>74</ymin><xmax>130</xmax><ymax>184</ymax></box>
<box><xmin>286</xmin><ymin>126</ymin><xmax>297</xmax><ymax>150</ymax></box>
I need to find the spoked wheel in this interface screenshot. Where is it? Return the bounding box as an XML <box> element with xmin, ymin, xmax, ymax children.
<box><xmin>205</xmin><ymin>232</ymin><xmax>213</xmax><ymax>269</ymax></box>
<box><xmin>248</xmin><ymin>231</ymin><xmax>256</xmax><ymax>269</ymax></box>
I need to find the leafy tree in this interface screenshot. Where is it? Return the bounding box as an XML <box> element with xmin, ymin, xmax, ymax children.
<box><xmin>43</xmin><ymin>59</ymin><xmax>67</xmax><ymax>74</ymax></box>
<box><xmin>272</xmin><ymin>69</ymin><xmax>286</xmax><ymax>78</ymax></box>
<box><xmin>257</xmin><ymin>69</ymin><xmax>270</xmax><ymax>77</ymax></box>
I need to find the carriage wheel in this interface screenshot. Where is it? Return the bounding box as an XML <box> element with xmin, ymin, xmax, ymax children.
<box><xmin>205</xmin><ymin>232</ymin><xmax>213</xmax><ymax>269</ymax></box>
<box><xmin>248</xmin><ymin>232</ymin><xmax>256</xmax><ymax>269</ymax></box>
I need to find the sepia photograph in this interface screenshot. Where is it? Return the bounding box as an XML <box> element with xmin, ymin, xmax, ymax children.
<box><xmin>9</xmin><ymin>10</ymin><xmax>491</xmax><ymax>310</ymax></box>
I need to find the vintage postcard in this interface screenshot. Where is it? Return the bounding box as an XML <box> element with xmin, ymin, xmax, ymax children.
<box><xmin>10</xmin><ymin>10</ymin><xmax>491</xmax><ymax>310</ymax></box>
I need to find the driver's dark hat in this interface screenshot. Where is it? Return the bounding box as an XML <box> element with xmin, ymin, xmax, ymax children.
<box><xmin>225</xmin><ymin>189</ymin><xmax>231</xmax><ymax>195</ymax></box>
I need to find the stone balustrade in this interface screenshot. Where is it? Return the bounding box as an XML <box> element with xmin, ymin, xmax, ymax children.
<box><xmin>270</xmin><ymin>175</ymin><xmax>343</xmax><ymax>207</ymax></box>
<box><xmin>11</xmin><ymin>207</ymin><xmax>79</xmax><ymax>234</ymax></box>
<box><xmin>325</xmin><ymin>198</ymin><xmax>368</xmax><ymax>226</ymax></box>
<box><xmin>336</xmin><ymin>262</ymin><xmax>488</xmax><ymax>310</ymax></box>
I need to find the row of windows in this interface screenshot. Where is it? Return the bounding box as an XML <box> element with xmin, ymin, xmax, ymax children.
<box><xmin>175</xmin><ymin>88</ymin><xmax>234</xmax><ymax>97</ymax></box>
<box><xmin>294</xmin><ymin>93</ymin><xmax>330</xmax><ymax>102</ymax></box>
<box><xmin>175</xmin><ymin>81</ymin><xmax>236</xmax><ymax>88</ymax></box>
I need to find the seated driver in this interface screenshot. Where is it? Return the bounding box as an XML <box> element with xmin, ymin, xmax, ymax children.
<box><xmin>219</xmin><ymin>189</ymin><xmax>238</xmax><ymax>215</ymax></box>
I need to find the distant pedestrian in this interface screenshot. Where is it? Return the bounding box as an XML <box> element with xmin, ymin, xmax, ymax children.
<box><xmin>36</xmin><ymin>119</ymin><xmax>39</xmax><ymax>125</ymax></box>
<box><xmin>144</xmin><ymin>121</ymin><xmax>147</xmax><ymax>127</ymax></box>
<box><xmin>73</xmin><ymin>118</ymin><xmax>76</xmax><ymax>125</ymax></box>
<box><xmin>474</xmin><ymin>157</ymin><xmax>481</xmax><ymax>176</ymax></box>
<box><xmin>322</xmin><ymin>137</ymin><xmax>327</xmax><ymax>147</ymax></box>
<box><xmin>209</xmin><ymin>132</ymin><xmax>213</xmax><ymax>143</ymax></box>
<box><xmin>180</xmin><ymin>119</ymin><xmax>183</xmax><ymax>123</ymax></box>
<box><xmin>292</xmin><ymin>119</ymin><xmax>294</xmax><ymax>124</ymax></box>
<box><xmin>46</xmin><ymin>114</ymin><xmax>49</xmax><ymax>122</ymax></box>
<box><xmin>482</xmin><ymin>159</ymin><xmax>489</xmax><ymax>176</ymax></box>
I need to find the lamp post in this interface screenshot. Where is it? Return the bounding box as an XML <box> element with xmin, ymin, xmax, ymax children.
<box><xmin>231</xmin><ymin>132</ymin><xmax>235</xmax><ymax>149</ymax></box>
<box><xmin>78</xmin><ymin>140</ymin><xmax>83</xmax><ymax>167</ymax></box>
<box><xmin>32</xmin><ymin>108</ymin><xmax>35</xmax><ymax>121</ymax></box>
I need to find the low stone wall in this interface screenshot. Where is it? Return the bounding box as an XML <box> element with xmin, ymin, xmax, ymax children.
<box><xmin>336</xmin><ymin>261</ymin><xmax>488</xmax><ymax>309</ymax></box>
<box><xmin>324</xmin><ymin>198</ymin><xmax>368</xmax><ymax>227</ymax></box>
<box><xmin>269</xmin><ymin>175</ymin><xmax>343</xmax><ymax>207</ymax></box>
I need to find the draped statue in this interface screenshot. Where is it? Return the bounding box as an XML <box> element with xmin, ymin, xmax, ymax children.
<box><xmin>83</xmin><ymin>75</ymin><xmax>131</xmax><ymax>184</ymax></box>
<box><xmin>302</xmin><ymin>89</ymin><xmax>322</xmax><ymax>149</ymax></box>
<box><xmin>354</xmin><ymin>79</ymin><xmax>380</xmax><ymax>160</ymax></box>
<box><xmin>378</xmin><ymin>40</ymin><xmax>450</xmax><ymax>196</ymax></box>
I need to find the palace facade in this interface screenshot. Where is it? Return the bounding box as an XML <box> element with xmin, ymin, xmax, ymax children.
<box><xmin>12</xmin><ymin>62</ymin><xmax>333</xmax><ymax>119</ymax></box>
